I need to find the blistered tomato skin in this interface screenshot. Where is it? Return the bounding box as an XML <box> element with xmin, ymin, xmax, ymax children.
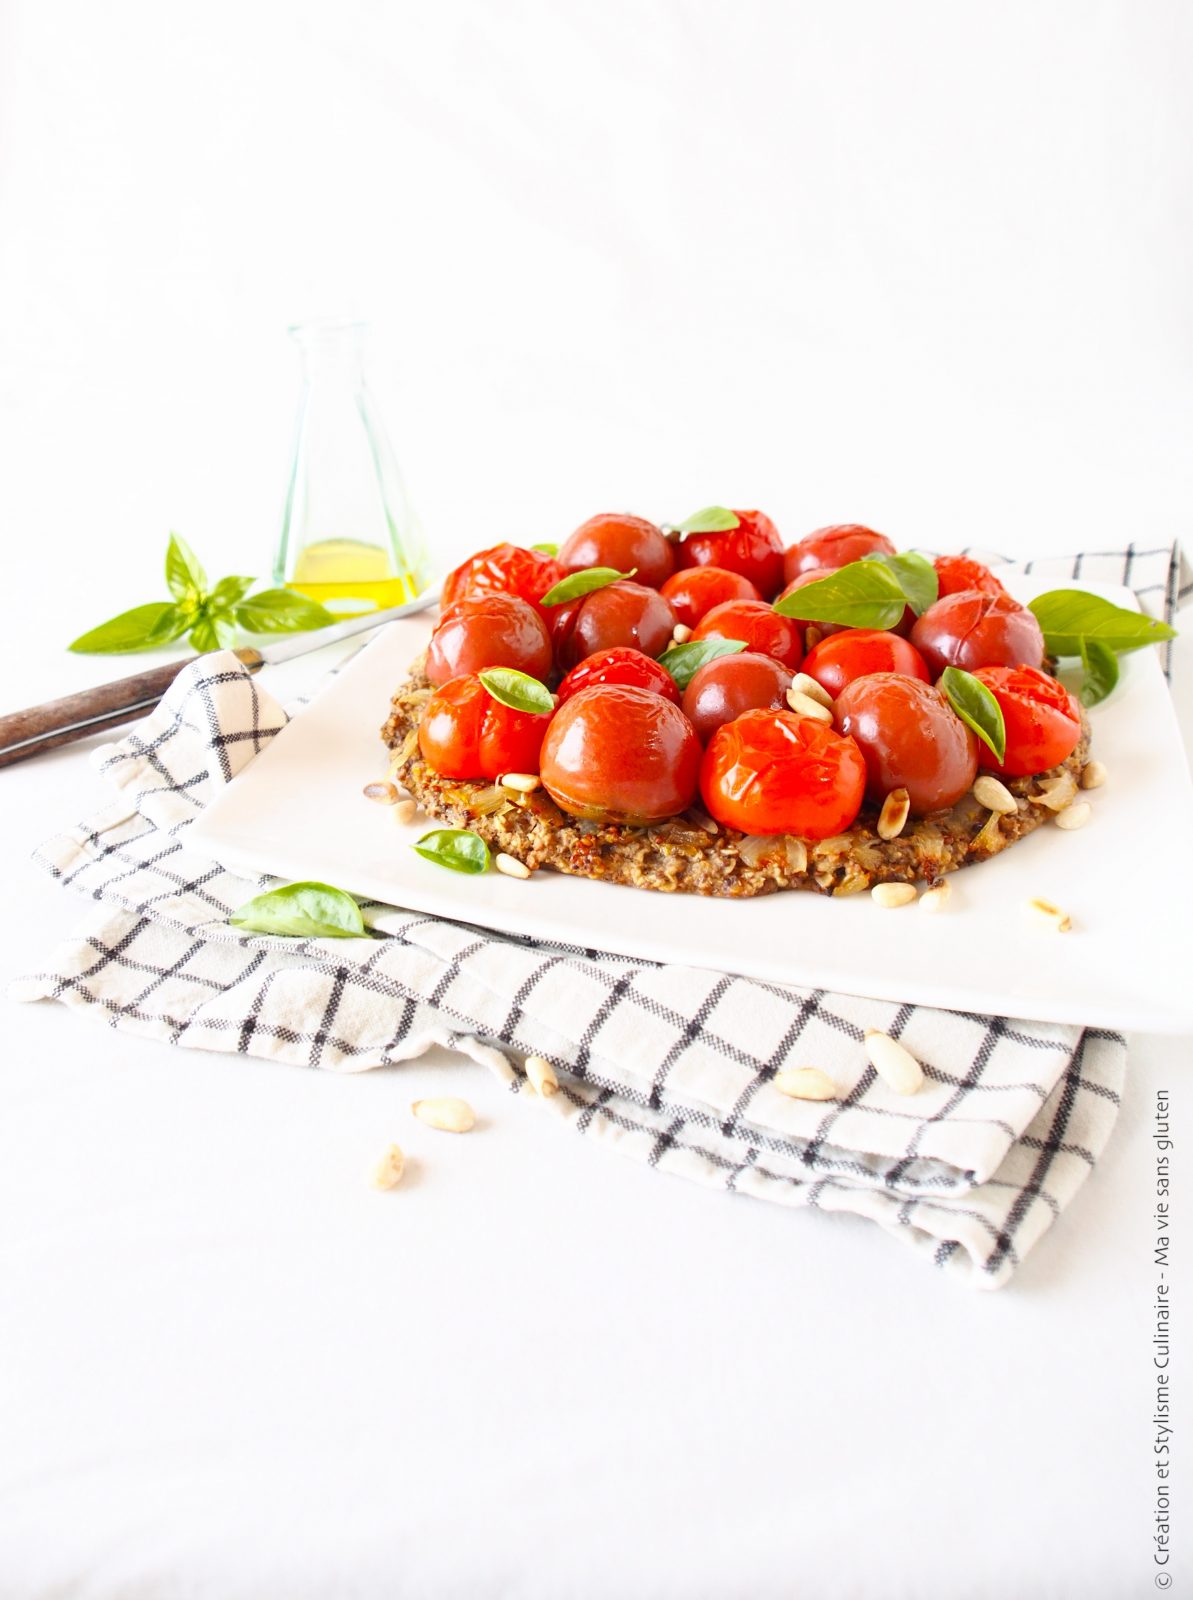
<box><xmin>539</xmin><ymin>684</ymin><xmax>702</xmax><ymax>824</ymax></box>
<box><xmin>834</xmin><ymin>673</ymin><xmax>978</xmax><ymax>814</ymax></box>
<box><xmin>418</xmin><ymin>675</ymin><xmax>552</xmax><ymax>780</ymax></box>
<box><xmin>910</xmin><ymin>590</ymin><xmax>1045</xmax><ymax>677</ymax></box>
<box><xmin>690</xmin><ymin>600</ymin><xmax>803</xmax><ymax>669</ymax></box>
<box><xmin>933</xmin><ymin>554</ymin><xmax>1006</xmax><ymax>599</ymax></box>
<box><xmin>675</xmin><ymin>510</ymin><xmax>786</xmax><ymax>599</ymax></box>
<box><xmin>441</xmin><ymin>543</ymin><xmax>568</xmax><ymax>615</ymax></box>
<box><xmin>558</xmin><ymin>513</ymin><xmax>675</xmax><ymax>590</ymax></box>
<box><xmin>802</xmin><ymin>629</ymin><xmax>930</xmax><ymax>698</ymax></box>
<box><xmin>660</xmin><ymin>566</ymin><xmax>762</xmax><ymax>628</ymax></box>
<box><xmin>699</xmin><ymin>709</ymin><xmax>867</xmax><ymax>838</ymax></box>
<box><xmin>782</xmin><ymin>525</ymin><xmax>896</xmax><ymax>585</ymax></box>
<box><xmin>681</xmin><ymin>652</ymin><xmax>794</xmax><ymax>743</ymax></box>
<box><xmin>556</xmin><ymin>646</ymin><xmax>680</xmax><ymax>705</ymax></box>
<box><xmin>426</xmin><ymin>593</ymin><xmax>554</xmax><ymax>687</ymax></box>
<box><xmin>550</xmin><ymin>581</ymin><xmax>677</xmax><ymax>671</ymax></box>
<box><xmin>971</xmin><ymin>665</ymin><xmax>1082</xmax><ymax>778</ymax></box>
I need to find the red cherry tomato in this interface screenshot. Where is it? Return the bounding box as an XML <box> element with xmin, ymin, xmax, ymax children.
<box><xmin>802</xmin><ymin>629</ymin><xmax>930</xmax><ymax>698</ymax></box>
<box><xmin>971</xmin><ymin>665</ymin><xmax>1082</xmax><ymax>778</ymax></box>
<box><xmin>690</xmin><ymin>600</ymin><xmax>803</xmax><ymax>669</ymax></box>
<box><xmin>699</xmin><ymin>708</ymin><xmax>866</xmax><ymax>839</ymax></box>
<box><xmin>442</xmin><ymin>543</ymin><xmax>567</xmax><ymax>614</ymax></box>
<box><xmin>660</xmin><ymin>565</ymin><xmax>761</xmax><ymax>628</ymax></box>
<box><xmin>910</xmin><ymin>590</ymin><xmax>1045</xmax><ymax>677</ymax></box>
<box><xmin>539</xmin><ymin>684</ymin><xmax>701</xmax><ymax>824</ymax></box>
<box><xmin>681</xmin><ymin>652</ymin><xmax>794</xmax><ymax>743</ymax></box>
<box><xmin>933</xmin><ymin>554</ymin><xmax>1006</xmax><ymax>599</ymax></box>
<box><xmin>427</xmin><ymin>593</ymin><xmax>553</xmax><ymax>687</ymax></box>
<box><xmin>675</xmin><ymin>510</ymin><xmax>785</xmax><ymax>599</ymax></box>
<box><xmin>418</xmin><ymin>674</ymin><xmax>553</xmax><ymax>780</ymax></box>
<box><xmin>549</xmin><ymin>581</ymin><xmax>677</xmax><ymax>671</ymax></box>
<box><xmin>558</xmin><ymin>513</ymin><xmax>675</xmax><ymax>590</ymax></box>
<box><xmin>835</xmin><ymin>673</ymin><xmax>978</xmax><ymax>814</ymax></box>
<box><xmin>556</xmin><ymin>646</ymin><xmax>680</xmax><ymax>706</ymax></box>
<box><xmin>782</xmin><ymin>524</ymin><xmax>896</xmax><ymax>585</ymax></box>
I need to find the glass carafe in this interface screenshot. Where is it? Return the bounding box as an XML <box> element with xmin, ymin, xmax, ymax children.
<box><xmin>273</xmin><ymin>320</ymin><xmax>430</xmax><ymax>615</ymax></box>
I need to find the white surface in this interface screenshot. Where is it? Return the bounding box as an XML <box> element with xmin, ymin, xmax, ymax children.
<box><xmin>190</xmin><ymin>578</ymin><xmax>1193</xmax><ymax>1036</ymax></box>
<box><xmin>2</xmin><ymin>4</ymin><xmax>1192</xmax><ymax>1596</ymax></box>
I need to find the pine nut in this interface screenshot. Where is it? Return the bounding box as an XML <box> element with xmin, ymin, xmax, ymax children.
<box><xmin>671</xmin><ymin>623</ymin><xmax>693</xmax><ymax>644</ymax></box>
<box><xmin>412</xmin><ymin>1097</ymin><xmax>476</xmax><ymax>1133</ymax></box>
<box><xmin>525</xmin><ymin>1054</ymin><xmax>559</xmax><ymax>1096</ymax></box>
<box><xmin>363</xmin><ymin>781</ymin><xmax>399</xmax><ymax>804</ymax></box>
<box><xmin>370</xmin><ymin>1143</ymin><xmax>406</xmax><ymax>1189</ymax></box>
<box><xmin>495</xmin><ymin>852</ymin><xmax>531</xmax><ymax>879</ymax></box>
<box><xmin>877</xmin><ymin>787</ymin><xmax>911</xmax><ymax>841</ymax></box>
<box><xmin>1054</xmin><ymin>801</ymin><xmax>1091</xmax><ymax>832</ymax></box>
<box><xmin>1032</xmin><ymin>772</ymin><xmax>1078</xmax><ymax>812</ymax></box>
<box><xmin>1080</xmin><ymin>760</ymin><xmax>1107</xmax><ymax>790</ymax></box>
<box><xmin>500</xmin><ymin>772</ymin><xmax>540</xmax><ymax>793</ymax></box>
<box><xmin>785</xmin><ymin>689</ymin><xmax>834</xmax><ymax>724</ymax></box>
<box><xmin>1027</xmin><ymin>897</ymin><xmax>1072</xmax><ymax>932</ymax></box>
<box><xmin>919</xmin><ymin>880</ymin><xmax>952</xmax><ymax>913</ymax></box>
<box><xmin>871</xmin><ymin>881</ymin><xmax>917</xmax><ymax>908</ymax></box>
<box><xmin>790</xmin><ymin>673</ymin><xmax>834</xmax><ymax>711</ymax></box>
<box><xmin>863</xmin><ymin>1029</ymin><xmax>925</xmax><ymax>1095</ymax></box>
<box><xmin>393</xmin><ymin>798</ymin><xmax>418</xmax><ymax>825</ymax></box>
<box><xmin>774</xmin><ymin>1066</ymin><xmax>838</xmax><ymax>1102</ymax></box>
<box><xmin>972</xmin><ymin>775</ymin><xmax>1017</xmax><ymax>814</ymax></box>
<box><xmin>804</xmin><ymin>626</ymin><xmax>823</xmax><ymax>650</ymax></box>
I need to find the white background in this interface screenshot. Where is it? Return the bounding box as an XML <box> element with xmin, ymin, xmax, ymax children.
<box><xmin>1</xmin><ymin>4</ymin><xmax>1190</xmax><ymax>1597</ymax></box>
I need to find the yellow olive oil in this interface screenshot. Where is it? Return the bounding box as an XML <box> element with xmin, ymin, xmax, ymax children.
<box><xmin>287</xmin><ymin>538</ymin><xmax>418</xmax><ymax>615</ymax></box>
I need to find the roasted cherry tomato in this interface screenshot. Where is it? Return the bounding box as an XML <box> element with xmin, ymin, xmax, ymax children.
<box><xmin>418</xmin><ymin>673</ymin><xmax>552</xmax><ymax>780</ymax></box>
<box><xmin>427</xmin><ymin>593</ymin><xmax>554</xmax><ymax>687</ymax></box>
<box><xmin>441</xmin><ymin>542</ymin><xmax>567</xmax><ymax>614</ymax></box>
<box><xmin>549</xmin><ymin>581</ymin><xmax>677</xmax><ymax>672</ymax></box>
<box><xmin>660</xmin><ymin>565</ymin><xmax>761</xmax><ymax>628</ymax></box>
<box><xmin>556</xmin><ymin>645</ymin><xmax>680</xmax><ymax>706</ymax></box>
<box><xmin>910</xmin><ymin>590</ymin><xmax>1045</xmax><ymax>677</ymax></box>
<box><xmin>971</xmin><ymin>665</ymin><xmax>1082</xmax><ymax>778</ymax></box>
<box><xmin>690</xmin><ymin>599</ymin><xmax>803</xmax><ymax>669</ymax></box>
<box><xmin>834</xmin><ymin>673</ymin><xmax>978</xmax><ymax>813</ymax></box>
<box><xmin>674</xmin><ymin>510</ymin><xmax>785</xmax><ymax>599</ymax></box>
<box><xmin>539</xmin><ymin>683</ymin><xmax>701</xmax><ymax>824</ymax></box>
<box><xmin>802</xmin><ymin>629</ymin><xmax>930</xmax><ymax>698</ymax></box>
<box><xmin>681</xmin><ymin>651</ymin><xmax>794</xmax><ymax>743</ymax></box>
<box><xmin>933</xmin><ymin>554</ymin><xmax>1006</xmax><ymax>599</ymax></box>
<box><xmin>782</xmin><ymin>524</ymin><xmax>895</xmax><ymax>585</ymax></box>
<box><xmin>699</xmin><ymin>708</ymin><xmax>866</xmax><ymax>839</ymax></box>
<box><xmin>558</xmin><ymin>513</ymin><xmax>675</xmax><ymax>590</ymax></box>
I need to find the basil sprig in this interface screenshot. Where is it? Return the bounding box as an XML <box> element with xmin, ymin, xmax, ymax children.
<box><xmin>1078</xmin><ymin>639</ymin><xmax>1119</xmax><ymax>707</ymax></box>
<box><xmin>657</xmin><ymin>637</ymin><xmax>747</xmax><ymax>691</ymax></box>
<box><xmin>1026</xmin><ymin>589</ymin><xmax>1176</xmax><ymax>707</ymax></box>
<box><xmin>230</xmin><ymin>881</ymin><xmax>367</xmax><ymax>939</ymax></box>
<box><xmin>675</xmin><ymin>506</ymin><xmax>741</xmax><ymax>535</ymax></box>
<box><xmin>478</xmin><ymin>667</ymin><xmax>555</xmax><ymax>715</ymax></box>
<box><xmin>540</xmin><ymin>566</ymin><xmax>636</xmax><ymax>606</ymax></box>
<box><xmin>69</xmin><ymin>532</ymin><xmax>337</xmax><ymax>654</ymax></box>
<box><xmin>530</xmin><ymin>541</ymin><xmax>559</xmax><ymax>556</ymax></box>
<box><xmin>412</xmin><ymin>828</ymin><xmax>491</xmax><ymax>875</ymax></box>
<box><xmin>774</xmin><ymin>559</ymin><xmax>908</xmax><ymax>630</ymax></box>
<box><xmin>861</xmin><ymin>550</ymin><xmax>939</xmax><ymax>615</ymax></box>
<box><xmin>939</xmin><ymin>667</ymin><xmax>1007</xmax><ymax>763</ymax></box>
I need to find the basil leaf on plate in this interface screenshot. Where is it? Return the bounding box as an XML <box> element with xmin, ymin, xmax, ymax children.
<box><xmin>862</xmin><ymin>550</ymin><xmax>939</xmax><ymax>615</ymax></box>
<box><xmin>657</xmin><ymin>637</ymin><xmax>747</xmax><ymax>691</ymax></box>
<box><xmin>165</xmin><ymin>532</ymin><xmax>207</xmax><ymax>601</ymax></box>
<box><xmin>676</xmin><ymin>506</ymin><xmax>741</xmax><ymax>535</ymax></box>
<box><xmin>230</xmin><ymin>880</ymin><xmax>367</xmax><ymax>938</ymax></box>
<box><xmin>69</xmin><ymin>601</ymin><xmax>188</xmax><ymax>654</ymax></box>
<box><xmin>939</xmin><ymin>666</ymin><xmax>1007</xmax><ymax>763</ymax></box>
<box><xmin>540</xmin><ymin>567</ymin><xmax>636</xmax><ymax>606</ymax></box>
<box><xmin>232</xmin><ymin>588</ymin><xmax>337</xmax><ymax>634</ymax></box>
<box><xmin>1078</xmin><ymin>638</ymin><xmax>1120</xmax><ymax>707</ymax></box>
<box><xmin>412</xmin><ymin>828</ymin><xmax>491</xmax><ymax>875</ymax></box>
<box><xmin>773</xmin><ymin>559</ymin><xmax>907</xmax><ymax>630</ymax></box>
<box><xmin>530</xmin><ymin>542</ymin><xmax>559</xmax><ymax>556</ymax></box>
<box><xmin>1027</xmin><ymin>589</ymin><xmax>1176</xmax><ymax>656</ymax></box>
<box><xmin>478</xmin><ymin>667</ymin><xmax>555</xmax><ymax>715</ymax></box>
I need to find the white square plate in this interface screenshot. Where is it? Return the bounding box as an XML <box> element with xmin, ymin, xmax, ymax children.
<box><xmin>189</xmin><ymin>579</ymin><xmax>1193</xmax><ymax>1034</ymax></box>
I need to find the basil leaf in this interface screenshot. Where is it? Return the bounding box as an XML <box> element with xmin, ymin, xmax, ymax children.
<box><xmin>530</xmin><ymin>542</ymin><xmax>559</xmax><ymax>556</ymax></box>
<box><xmin>773</xmin><ymin>559</ymin><xmax>907</xmax><ymax>629</ymax></box>
<box><xmin>657</xmin><ymin>637</ymin><xmax>747</xmax><ymax>691</ymax></box>
<box><xmin>1079</xmin><ymin>638</ymin><xmax>1119</xmax><ymax>707</ymax></box>
<box><xmin>540</xmin><ymin>567</ymin><xmax>636</xmax><ymax>606</ymax></box>
<box><xmin>412</xmin><ymin>828</ymin><xmax>491</xmax><ymax>875</ymax></box>
<box><xmin>165</xmin><ymin>532</ymin><xmax>207</xmax><ymax>601</ymax></box>
<box><xmin>208</xmin><ymin>574</ymin><xmax>256</xmax><ymax>611</ymax></box>
<box><xmin>676</xmin><ymin>506</ymin><xmax>740</xmax><ymax>535</ymax></box>
<box><xmin>230</xmin><ymin>880</ymin><xmax>367</xmax><ymax>939</ymax></box>
<box><xmin>232</xmin><ymin>588</ymin><xmax>337</xmax><ymax>633</ymax></box>
<box><xmin>478</xmin><ymin>667</ymin><xmax>555</xmax><ymax>715</ymax></box>
<box><xmin>862</xmin><ymin>550</ymin><xmax>939</xmax><ymax>615</ymax></box>
<box><xmin>69</xmin><ymin>602</ymin><xmax>186</xmax><ymax>654</ymax></box>
<box><xmin>188</xmin><ymin>610</ymin><xmax>234</xmax><ymax>652</ymax></box>
<box><xmin>939</xmin><ymin>666</ymin><xmax>1007</xmax><ymax>763</ymax></box>
<box><xmin>1027</xmin><ymin>589</ymin><xmax>1176</xmax><ymax>656</ymax></box>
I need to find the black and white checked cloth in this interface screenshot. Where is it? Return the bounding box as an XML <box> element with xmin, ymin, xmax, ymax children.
<box><xmin>13</xmin><ymin>543</ymin><xmax>1188</xmax><ymax>1288</ymax></box>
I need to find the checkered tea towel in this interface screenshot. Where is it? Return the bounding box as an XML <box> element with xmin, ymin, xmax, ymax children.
<box><xmin>12</xmin><ymin>543</ymin><xmax>1188</xmax><ymax>1288</ymax></box>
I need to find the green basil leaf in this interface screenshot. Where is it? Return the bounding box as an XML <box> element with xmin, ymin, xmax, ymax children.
<box><xmin>188</xmin><ymin>610</ymin><xmax>234</xmax><ymax>652</ymax></box>
<box><xmin>1079</xmin><ymin>638</ymin><xmax>1119</xmax><ymax>707</ymax></box>
<box><xmin>657</xmin><ymin>637</ymin><xmax>747</xmax><ymax>691</ymax></box>
<box><xmin>232</xmin><ymin>588</ymin><xmax>337</xmax><ymax>634</ymax></box>
<box><xmin>69</xmin><ymin>601</ymin><xmax>184</xmax><ymax>654</ymax></box>
<box><xmin>530</xmin><ymin>542</ymin><xmax>559</xmax><ymax>556</ymax></box>
<box><xmin>862</xmin><ymin>550</ymin><xmax>939</xmax><ymax>615</ymax></box>
<box><xmin>478</xmin><ymin>667</ymin><xmax>555</xmax><ymax>715</ymax></box>
<box><xmin>1028</xmin><ymin>589</ymin><xmax>1177</xmax><ymax>656</ymax></box>
<box><xmin>165</xmin><ymin>532</ymin><xmax>207</xmax><ymax>601</ymax></box>
<box><xmin>230</xmin><ymin>880</ymin><xmax>367</xmax><ymax>939</ymax></box>
<box><xmin>939</xmin><ymin>666</ymin><xmax>1007</xmax><ymax>763</ymax></box>
<box><xmin>208</xmin><ymin>574</ymin><xmax>256</xmax><ymax>611</ymax></box>
<box><xmin>412</xmin><ymin>828</ymin><xmax>491</xmax><ymax>875</ymax></box>
<box><xmin>773</xmin><ymin>559</ymin><xmax>907</xmax><ymax>629</ymax></box>
<box><xmin>540</xmin><ymin>567</ymin><xmax>636</xmax><ymax>606</ymax></box>
<box><xmin>676</xmin><ymin>506</ymin><xmax>740</xmax><ymax>535</ymax></box>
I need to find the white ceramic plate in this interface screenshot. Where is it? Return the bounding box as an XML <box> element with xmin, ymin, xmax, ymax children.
<box><xmin>189</xmin><ymin>578</ymin><xmax>1193</xmax><ymax>1035</ymax></box>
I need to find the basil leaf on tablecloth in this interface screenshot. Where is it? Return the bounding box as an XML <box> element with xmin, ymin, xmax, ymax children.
<box><xmin>862</xmin><ymin>550</ymin><xmax>939</xmax><ymax>615</ymax></box>
<box><xmin>940</xmin><ymin>666</ymin><xmax>1007</xmax><ymax>763</ymax></box>
<box><xmin>540</xmin><ymin>567</ymin><xmax>636</xmax><ymax>605</ymax></box>
<box><xmin>773</xmin><ymin>559</ymin><xmax>908</xmax><ymax>630</ymax></box>
<box><xmin>675</xmin><ymin>506</ymin><xmax>741</xmax><ymax>535</ymax></box>
<box><xmin>479</xmin><ymin>668</ymin><xmax>555</xmax><ymax>715</ymax></box>
<box><xmin>1027</xmin><ymin>589</ymin><xmax>1177</xmax><ymax>656</ymax></box>
<box><xmin>232</xmin><ymin>589</ymin><xmax>336</xmax><ymax>634</ymax></box>
<box><xmin>412</xmin><ymin>829</ymin><xmax>492</xmax><ymax>875</ymax></box>
<box><xmin>658</xmin><ymin>637</ymin><xmax>747</xmax><ymax>691</ymax></box>
<box><xmin>69</xmin><ymin>602</ymin><xmax>189</xmax><ymax>654</ymax></box>
<box><xmin>165</xmin><ymin>532</ymin><xmax>207</xmax><ymax>601</ymax></box>
<box><xmin>230</xmin><ymin>881</ymin><xmax>368</xmax><ymax>938</ymax></box>
<box><xmin>1078</xmin><ymin>638</ymin><xmax>1120</xmax><ymax>707</ymax></box>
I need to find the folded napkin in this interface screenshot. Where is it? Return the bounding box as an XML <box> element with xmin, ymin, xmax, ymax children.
<box><xmin>14</xmin><ymin>542</ymin><xmax>1186</xmax><ymax>1288</ymax></box>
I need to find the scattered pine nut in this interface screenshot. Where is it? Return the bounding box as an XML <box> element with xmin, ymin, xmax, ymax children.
<box><xmin>412</xmin><ymin>1097</ymin><xmax>476</xmax><ymax>1133</ymax></box>
<box><xmin>500</xmin><ymin>772</ymin><xmax>540</xmax><ymax>793</ymax></box>
<box><xmin>919</xmin><ymin>880</ymin><xmax>952</xmax><ymax>913</ymax></box>
<box><xmin>1054</xmin><ymin>801</ymin><xmax>1091</xmax><ymax>832</ymax></box>
<box><xmin>789</xmin><ymin>672</ymin><xmax>834</xmax><ymax>711</ymax></box>
<box><xmin>774</xmin><ymin>1066</ymin><xmax>838</xmax><ymax>1102</ymax></box>
<box><xmin>972</xmin><ymin>775</ymin><xmax>1017</xmax><ymax>814</ymax></box>
<box><xmin>671</xmin><ymin>623</ymin><xmax>693</xmax><ymax>644</ymax></box>
<box><xmin>364</xmin><ymin>781</ymin><xmax>400</xmax><ymax>804</ymax></box>
<box><xmin>525</xmin><ymin>1054</ymin><xmax>559</xmax><ymax>1096</ymax></box>
<box><xmin>370</xmin><ymin>1143</ymin><xmax>406</xmax><ymax>1189</ymax></box>
<box><xmin>1027</xmin><ymin>897</ymin><xmax>1072</xmax><ymax>932</ymax></box>
<box><xmin>495</xmin><ymin>852</ymin><xmax>532</xmax><ymax>879</ymax></box>
<box><xmin>785</xmin><ymin>688</ymin><xmax>834</xmax><ymax>724</ymax></box>
<box><xmin>1080</xmin><ymin>760</ymin><xmax>1107</xmax><ymax>790</ymax></box>
<box><xmin>877</xmin><ymin>787</ymin><xmax>911</xmax><ymax>841</ymax></box>
<box><xmin>863</xmin><ymin>1029</ymin><xmax>925</xmax><ymax>1095</ymax></box>
<box><xmin>393</xmin><ymin>798</ymin><xmax>418</xmax><ymax>825</ymax></box>
<box><xmin>871</xmin><ymin>881</ymin><xmax>917</xmax><ymax>908</ymax></box>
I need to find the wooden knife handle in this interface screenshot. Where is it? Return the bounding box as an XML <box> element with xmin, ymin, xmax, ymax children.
<box><xmin>0</xmin><ymin>657</ymin><xmax>202</xmax><ymax>769</ymax></box>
